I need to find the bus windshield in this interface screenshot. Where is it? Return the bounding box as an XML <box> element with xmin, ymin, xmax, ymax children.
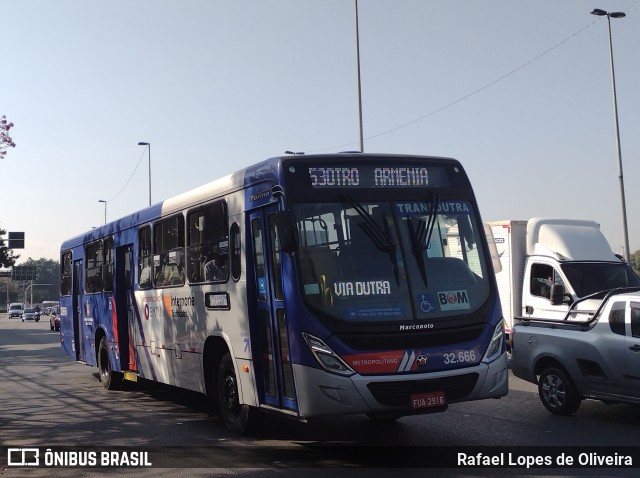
<box><xmin>294</xmin><ymin>197</ymin><xmax>491</xmax><ymax>323</ymax></box>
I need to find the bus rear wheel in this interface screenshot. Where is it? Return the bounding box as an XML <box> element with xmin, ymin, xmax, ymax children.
<box><xmin>217</xmin><ymin>353</ymin><xmax>260</xmax><ymax>434</ymax></box>
<box><xmin>98</xmin><ymin>336</ymin><xmax>122</xmax><ymax>390</ymax></box>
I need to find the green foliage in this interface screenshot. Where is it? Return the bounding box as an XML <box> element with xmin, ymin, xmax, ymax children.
<box><xmin>1</xmin><ymin>257</ymin><xmax>59</xmax><ymax>307</ymax></box>
<box><xmin>0</xmin><ymin>225</ymin><xmax>19</xmax><ymax>268</ymax></box>
<box><xmin>0</xmin><ymin>115</ymin><xmax>16</xmax><ymax>159</ymax></box>
<box><xmin>20</xmin><ymin>258</ymin><xmax>60</xmax><ymax>303</ymax></box>
<box><xmin>630</xmin><ymin>249</ymin><xmax>640</xmax><ymax>277</ymax></box>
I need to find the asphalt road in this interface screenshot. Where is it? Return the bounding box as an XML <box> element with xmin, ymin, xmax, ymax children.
<box><xmin>1</xmin><ymin>313</ymin><xmax>639</xmax><ymax>477</ymax></box>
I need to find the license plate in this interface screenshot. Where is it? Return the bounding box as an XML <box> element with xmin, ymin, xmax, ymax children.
<box><xmin>410</xmin><ymin>391</ymin><xmax>446</xmax><ymax>409</ymax></box>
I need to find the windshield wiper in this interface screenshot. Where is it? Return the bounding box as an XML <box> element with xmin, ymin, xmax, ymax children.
<box><xmin>407</xmin><ymin>193</ymin><xmax>439</xmax><ymax>287</ymax></box>
<box><xmin>407</xmin><ymin>216</ymin><xmax>428</xmax><ymax>286</ymax></box>
<box><xmin>342</xmin><ymin>195</ymin><xmax>399</xmax><ymax>285</ymax></box>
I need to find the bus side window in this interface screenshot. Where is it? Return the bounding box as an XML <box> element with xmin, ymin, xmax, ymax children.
<box><xmin>187</xmin><ymin>201</ymin><xmax>229</xmax><ymax>284</ymax></box>
<box><xmin>60</xmin><ymin>251</ymin><xmax>72</xmax><ymax>296</ymax></box>
<box><xmin>252</xmin><ymin>218</ymin><xmax>267</xmax><ymax>302</ymax></box>
<box><xmin>154</xmin><ymin>215</ymin><xmax>185</xmax><ymax>287</ymax></box>
<box><xmin>230</xmin><ymin>222</ymin><xmax>241</xmax><ymax>282</ymax></box>
<box><xmin>85</xmin><ymin>240</ymin><xmax>103</xmax><ymax>293</ymax></box>
<box><xmin>138</xmin><ymin>225</ymin><xmax>152</xmax><ymax>289</ymax></box>
<box><xmin>103</xmin><ymin>236</ymin><xmax>114</xmax><ymax>293</ymax></box>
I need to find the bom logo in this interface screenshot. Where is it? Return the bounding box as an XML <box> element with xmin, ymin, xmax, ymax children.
<box><xmin>437</xmin><ymin>290</ymin><xmax>470</xmax><ymax>311</ymax></box>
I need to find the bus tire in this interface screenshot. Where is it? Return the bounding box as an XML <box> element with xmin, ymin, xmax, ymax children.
<box><xmin>217</xmin><ymin>352</ymin><xmax>260</xmax><ymax>434</ymax></box>
<box><xmin>538</xmin><ymin>366</ymin><xmax>581</xmax><ymax>415</ymax></box>
<box><xmin>98</xmin><ymin>336</ymin><xmax>122</xmax><ymax>390</ymax></box>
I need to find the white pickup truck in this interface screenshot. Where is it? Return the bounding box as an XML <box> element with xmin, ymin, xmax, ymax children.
<box><xmin>510</xmin><ymin>287</ymin><xmax>640</xmax><ymax>415</ymax></box>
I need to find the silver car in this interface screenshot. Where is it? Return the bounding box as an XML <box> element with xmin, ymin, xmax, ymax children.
<box><xmin>21</xmin><ymin>308</ymin><xmax>39</xmax><ymax>322</ymax></box>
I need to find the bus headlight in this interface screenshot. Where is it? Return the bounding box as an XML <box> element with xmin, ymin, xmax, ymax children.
<box><xmin>482</xmin><ymin>321</ymin><xmax>504</xmax><ymax>363</ymax></box>
<box><xmin>302</xmin><ymin>333</ymin><xmax>355</xmax><ymax>377</ymax></box>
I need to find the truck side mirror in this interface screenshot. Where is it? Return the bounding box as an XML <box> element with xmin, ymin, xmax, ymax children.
<box><xmin>550</xmin><ymin>284</ymin><xmax>564</xmax><ymax>305</ymax></box>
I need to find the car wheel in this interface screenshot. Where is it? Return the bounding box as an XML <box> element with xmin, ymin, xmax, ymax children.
<box><xmin>538</xmin><ymin>366</ymin><xmax>581</xmax><ymax>415</ymax></box>
<box><xmin>98</xmin><ymin>336</ymin><xmax>122</xmax><ymax>390</ymax></box>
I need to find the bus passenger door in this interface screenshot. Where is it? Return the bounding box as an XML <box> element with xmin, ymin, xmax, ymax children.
<box><xmin>115</xmin><ymin>245</ymin><xmax>135</xmax><ymax>371</ymax></box>
<box><xmin>249</xmin><ymin>206</ymin><xmax>298</xmax><ymax>413</ymax></box>
<box><xmin>73</xmin><ymin>259</ymin><xmax>85</xmax><ymax>362</ymax></box>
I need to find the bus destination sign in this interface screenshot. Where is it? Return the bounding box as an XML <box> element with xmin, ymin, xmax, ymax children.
<box><xmin>307</xmin><ymin>165</ymin><xmax>449</xmax><ymax>189</ymax></box>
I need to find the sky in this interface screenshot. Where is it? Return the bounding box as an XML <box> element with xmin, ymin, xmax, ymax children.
<box><xmin>2</xmin><ymin>0</ymin><xmax>640</xmax><ymax>263</ymax></box>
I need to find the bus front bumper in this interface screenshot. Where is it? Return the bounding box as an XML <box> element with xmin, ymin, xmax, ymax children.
<box><xmin>293</xmin><ymin>351</ymin><xmax>508</xmax><ymax>418</ymax></box>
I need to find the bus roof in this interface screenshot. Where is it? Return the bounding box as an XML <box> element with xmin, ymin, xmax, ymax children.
<box><xmin>60</xmin><ymin>153</ymin><xmax>460</xmax><ymax>252</ymax></box>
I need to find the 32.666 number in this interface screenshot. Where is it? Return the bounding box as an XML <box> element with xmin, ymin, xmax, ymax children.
<box><xmin>443</xmin><ymin>350</ymin><xmax>476</xmax><ymax>364</ymax></box>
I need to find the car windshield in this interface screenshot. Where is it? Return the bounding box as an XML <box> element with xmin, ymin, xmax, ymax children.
<box><xmin>561</xmin><ymin>262</ymin><xmax>640</xmax><ymax>297</ymax></box>
<box><xmin>294</xmin><ymin>198</ymin><xmax>491</xmax><ymax>323</ymax></box>
<box><xmin>24</xmin><ymin>308</ymin><xmax>34</xmax><ymax>313</ymax></box>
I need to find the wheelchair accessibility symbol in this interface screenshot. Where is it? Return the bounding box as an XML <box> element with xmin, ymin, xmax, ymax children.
<box><xmin>419</xmin><ymin>294</ymin><xmax>435</xmax><ymax>313</ymax></box>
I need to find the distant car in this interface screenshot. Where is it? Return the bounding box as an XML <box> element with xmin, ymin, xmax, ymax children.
<box><xmin>50</xmin><ymin>311</ymin><xmax>60</xmax><ymax>331</ymax></box>
<box><xmin>9</xmin><ymin>303</ymin><xmax>23</xmax><ymax>318</ymax></box>
<box><xmin>21</xmin><ymin>308</ymin><xmax>38</xmax><ymax>322</ymax></box>
<box><xmin>42</xmin><ymin>301</ymin><xmax>59</xmax><ymax>316</ymax></box>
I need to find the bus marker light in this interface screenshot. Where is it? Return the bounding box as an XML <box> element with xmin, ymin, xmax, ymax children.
<box><xmin>242</xmin><ymin>365</ymin><xmax>250</xmax><ymax>373</ymax></box>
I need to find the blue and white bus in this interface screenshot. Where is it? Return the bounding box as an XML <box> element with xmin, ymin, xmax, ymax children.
<box><xmin>59</xmin><ymin>153</ymin><xmax>508</xmax><ymax>433</ymax></box>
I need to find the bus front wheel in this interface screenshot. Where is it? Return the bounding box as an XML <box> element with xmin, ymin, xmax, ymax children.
<box><xmin>217</xmin><ymin>353</ymin><xmax>260</xmax><ymax>434</ymax></box>
<box><xmin>98</xmin><ymin>336</ymin><xmax>122</xmax><ymax>390</ymax></box>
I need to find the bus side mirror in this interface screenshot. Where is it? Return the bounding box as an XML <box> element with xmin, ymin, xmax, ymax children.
<box><xmin>550</xmin><ymin>284</ymin><xmax>564</xmax><ymax>305</ymax></box>
<box><xmin>276</xmin><ymin>211</ymin><xmax>298</xmax><ymax>253</ymax></box>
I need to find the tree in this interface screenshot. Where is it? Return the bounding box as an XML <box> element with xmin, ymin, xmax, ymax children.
<box><xmin>20</xmin><ymin>258</ymin><xmax>60</xmax><ymax>303</ymax></box>
<box><xmin>0</xmin><ymin>225</ymin><xmax>19</xmax><ymax>268</ymax></box>
<box><xmin>0</xmin><ymin>115</ymin><xmax>16</xmax><ymax>159</ymax></box>
<box><xmin>630</xmin><ymin>249</ymin><xmax>640</xmax><ymax>276</ymax></box>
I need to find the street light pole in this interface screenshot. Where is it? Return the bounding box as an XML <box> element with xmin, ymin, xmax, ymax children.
<box><xmin>354</xmin><ymin>0</ymin><xmax>364</xmax><ymax>153</ymax></box>
<box><xmin>98</xmin><ymin>200</ymin><xmax>107</xmax><ymax>225</ymax></box>
<box><xmin>138</xmin><ymin>142</ymin><xmax>151</xmax><ymax>206</ymax></box>
<box><xmin>591</xmin><ymin>8</ymin><xmax>629</xmax><ymax>262</ymax></box>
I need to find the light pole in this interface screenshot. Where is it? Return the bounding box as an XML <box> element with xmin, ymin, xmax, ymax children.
<box><xmin>591</xmin><ymin>8</ymin><xmax>629</xmax><ymax>262</ymax></box>
<box><xmin>138</xmin><ymin>142</ymin><xmax>151</xmax><ymax>206</ymax></box>
<box><xmin>98</xmin><ymin>200</ymin><xmax>107</xmax><ymax>225</ymax></box>
<box><xmin>354</xmin><ymin>0</ymin><xmax>364</xmax><ymax>153</ymax></box>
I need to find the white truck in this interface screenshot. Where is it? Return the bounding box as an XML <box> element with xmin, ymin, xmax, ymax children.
<box><xmin>486</xmin><ymin>218</ymin><xmax>640</xmax><ymax>341</ymax></box>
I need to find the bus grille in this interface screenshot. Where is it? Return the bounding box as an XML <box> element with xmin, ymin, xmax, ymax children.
<box><xmin>366</xmin><ymin>373</ymin><xmax>479</xmax><ymax>406</ymax></box>
<box><xmin>336</xmin><ymin>324</ymin><xmax>484</xmax><ymax>350</ymax></box>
